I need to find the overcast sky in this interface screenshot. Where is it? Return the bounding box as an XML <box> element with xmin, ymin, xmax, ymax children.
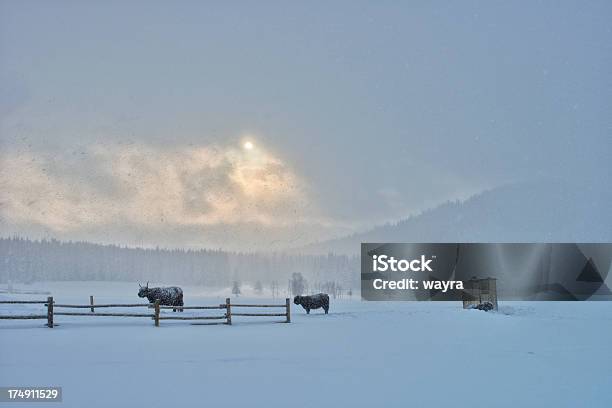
<box><xmin>1</xmin><ymin>1</ymin><xmax>611</xmax><ymax>250</ymax></box>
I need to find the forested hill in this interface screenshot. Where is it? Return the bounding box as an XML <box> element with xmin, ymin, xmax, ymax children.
<box><xmin>297</xmin><ymin>181</ymin><xmax>612</xmax><ymax>255</ymax></box>
<box><xmin>0</xmin><ymin>238</ymin><xmax>359</xmax><ymax>290</ymax></box>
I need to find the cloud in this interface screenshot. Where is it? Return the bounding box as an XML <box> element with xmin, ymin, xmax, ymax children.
<box><xmin>0</xmin><ymin>142</ymin><xmax>317</xmax><ymax>242</ymax></box>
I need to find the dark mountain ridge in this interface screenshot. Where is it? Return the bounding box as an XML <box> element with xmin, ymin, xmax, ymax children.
<box><xmin>297</xmin><ymin>181</ymin><xmax>612</xmax><ymax>255</ymax></box>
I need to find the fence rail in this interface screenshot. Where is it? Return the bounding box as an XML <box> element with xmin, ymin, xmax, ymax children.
<box><xmin>54</xmin><ymin>304</ymin><xmax>150</xmax><ymax>308</ymax></box>
<box><xmin>159</xmin><ymin>316</ymin><xmax>226</xmax><ymax>320</ymax></box>
<box><xmin>232</xmin><ymin>313</ymin><xmax>287</xmax><ymax>317</ymax></box>
<box><xmin>1</xmin><ymin>296</ymin><xmax>291</xmax><ymax>327</ymax></box>
<box><xmin>54</xmin><ymin>312</ymin><xmax>154</xmax><ymax>317</ymax></box>
<box><xmin>229</xmin><ymin>304</ymin><xmax>286</xmax><ymax>308</ymax></box>
<box><xmin>158</xmin><ymin>305</ymin><xmax>224</xmax><ymax>310</ymax></box>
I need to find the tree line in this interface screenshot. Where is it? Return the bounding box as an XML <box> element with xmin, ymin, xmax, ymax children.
<box><xmin>0</xmin><ymin>237</ymin><xmax>359</xmax><ymax>293</ymax></box>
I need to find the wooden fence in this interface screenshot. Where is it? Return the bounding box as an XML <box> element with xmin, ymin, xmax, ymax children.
<box><xmin>0</xmin><ymin>297</ymin><xmax>291</xmax><ymax>328</ymax></box>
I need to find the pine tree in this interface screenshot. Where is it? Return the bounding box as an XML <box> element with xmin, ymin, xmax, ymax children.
<box><xmin>232</xmin><ymin>281</ymin><xmax>241</xmax><ymax>296</ymax></box>
<box><xmin>254</xmin><ymin>280</ymin><xmax>263</xmax><ymax>295</ymax></box>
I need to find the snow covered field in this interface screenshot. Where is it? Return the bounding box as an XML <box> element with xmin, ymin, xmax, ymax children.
<box><xmin>1</xmin><ymin>282</ymin><xmax>612</xmax><ymax>408</ymax></box>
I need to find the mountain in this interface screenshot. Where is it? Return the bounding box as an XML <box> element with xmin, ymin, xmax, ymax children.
<box><xmin>297</xmin><ymin>181</ymin><xmax>612</xmax><ymax>255</ymax></box>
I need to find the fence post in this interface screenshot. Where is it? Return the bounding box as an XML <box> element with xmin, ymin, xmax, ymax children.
<box><xmin>154</xmin><ymin>299</ymin><xmax>160</xmax><ymax>327</ymax></box>
<box><xmin>47</xmin><ymin>296</ymin><xmax>54</xmax><ymax>328</ymax></box>
<box><xmin>225</xmin><ymin>297</ymin><xmax>232</xmax><ymax>325</ymax></box>
<box><xmin>286</xmin><ymin>298</ymin><xmax>291</xmax><ymax>323</ymax></box>
<box><xmin>90</xmin><ymin>295</ymin><xmax>94</xmax><ymax>313</ymax></box>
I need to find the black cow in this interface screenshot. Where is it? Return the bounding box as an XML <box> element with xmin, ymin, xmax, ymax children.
<box><xmin>293</xmin><ymin>293</ymin><xmax>329</xmax><ymax>314</ymax></box>
<box><xmin>138</xmin><ymin>282</ymin><xmax>184</xmax><ymax>312</ymax></box>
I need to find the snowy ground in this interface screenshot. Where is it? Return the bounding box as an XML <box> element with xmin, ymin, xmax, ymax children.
<box><xmin>1</xmin><ymin>282</ymin><xmax>612</xmax><ymax>408</ymax></box>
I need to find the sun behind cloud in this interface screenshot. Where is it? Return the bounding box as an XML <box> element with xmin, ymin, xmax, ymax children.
<box><xmin>0</xmin><ymin>140</ymin><xmax>313</xmax><ymax>233</ymax></box>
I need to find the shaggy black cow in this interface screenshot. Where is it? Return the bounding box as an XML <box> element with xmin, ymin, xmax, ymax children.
<box><xmin>138</xmin><ymin>282</ymin><xmax>184</xmax><ymax>312</ymax></box>
<box><xmin>293</xmin><ymin>293</ymin><xmax>329</xmax><ymax>314</ymax></box>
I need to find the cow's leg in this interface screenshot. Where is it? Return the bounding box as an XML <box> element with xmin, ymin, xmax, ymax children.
<box><xmin>306</xmin><ymin>308</ymin><xmax>310</xmax><ymax>314</ymax></box>
<box><xmin>324</xmin><ymin>307</ymin><xmax>329</xmax><ymax>314</ymax></box>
